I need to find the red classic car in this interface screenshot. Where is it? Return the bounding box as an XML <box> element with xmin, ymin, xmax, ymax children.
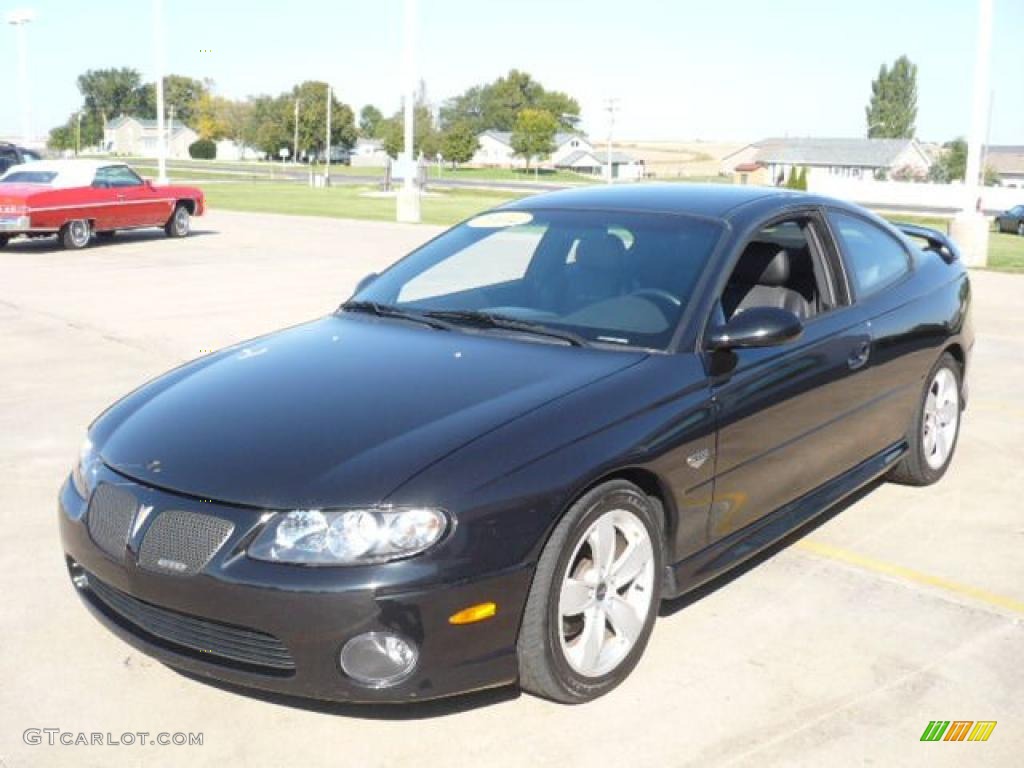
<box><xmin>0</xmin><ymin>160</ymin><xmax>204</xmax><ymax>250</ymax></box>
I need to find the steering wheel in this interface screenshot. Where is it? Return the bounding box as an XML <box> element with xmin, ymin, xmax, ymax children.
<box><xmin>630</xmin><ymin>289</ymin><xmax>682</xmax><ymax>317</ymax></box>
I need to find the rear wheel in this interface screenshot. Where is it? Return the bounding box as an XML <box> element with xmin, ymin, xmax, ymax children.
<box><xmin>164</xmin><ymin>203</ymin><xmax>191</xmax><ymax>238</ymax></box>
<box><xmin>518</xmin><ymin>479</ymin><xmax>663</xmax><ymax>703</ymax></box>
<box><xmin>60</xmin><ymin>219</ymin><xmax>91</xmax><ymax>250</ymax></box>
<box><xmin>889</xmin><ymin>352</ymin><xmax>962</xmax><ymax>486</ymax></box>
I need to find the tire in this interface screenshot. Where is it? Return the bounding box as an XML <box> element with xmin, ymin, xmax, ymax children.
<box><xmin>164</xmin><ymin>203</ymin><xmax>191</xmax><ymax>238</ymax></box>
<box><xmin>889</xmin><ymin>352</ymin><xmax>962</xmax><ymax>486</ymax></box>
<box><xmin>517</xmin><ymin>479</ymin><xmax>663</xmax><ymax>703</ymax></box>
<box><xmin>60</xmin><ymin>219</ymin><xmax>92</xmax><ymax>250</ymax></box>
<box><xmin>0</xmin><ymin>234</ymin><xmax>8</xmax><ymax>249</ymax></box>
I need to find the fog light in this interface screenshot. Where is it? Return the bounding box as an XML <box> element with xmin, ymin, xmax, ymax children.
<box><xmin>69</xmin><ymin>562</ymin><xmax>89</xmax><ymax>590</ymax></box>
<box><xmin>339</xmin><ymin>632</ymin><xmax>417</xmax><ymax>687</ymax></box>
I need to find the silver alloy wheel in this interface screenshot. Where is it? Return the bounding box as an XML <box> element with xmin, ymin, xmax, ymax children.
<box><xmin>922</xmin><ymin>367</ymin><xmax>959</xmax><ymax>470</ymax></box>
<box><xmin>174</xmin><ymin>206</ymin><xmax>190</xmax><ymax>236</ymax></box>
<box><xmin>68</xmin><ymin>219</ymin><xmax>90</xmax><ymax>247</ymax></box>
<box><xmin>558</xmin><ymin>507</ymin><xmax>655</xmax><ymax>678</ymax></box>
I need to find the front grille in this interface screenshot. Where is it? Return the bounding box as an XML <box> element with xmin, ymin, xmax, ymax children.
<box><xmin>87</xmin><ymin>574</ymin><xmax>295</xmax><ymax>673</ymax></box>
<box><xmin>139</xmin><ymin>510</ymin><xmax>234</xmax><ymax>576</ymax></box>
<box><xmin>87</xmin><ymin>484</ymin><xmax>138</xmax><ymax>560</ymax></box>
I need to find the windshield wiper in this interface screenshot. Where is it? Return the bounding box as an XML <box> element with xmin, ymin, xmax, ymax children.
<box><xmin>340</xmin><ymin>301</ymin><xmax>451</xmax><ymax>331</ymax></box>
<box><xmin>423</xmin><ymin>309</ymin><xmax>588</xmax><ymax>347</ymax></box>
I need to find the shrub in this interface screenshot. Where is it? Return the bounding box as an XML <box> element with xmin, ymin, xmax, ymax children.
<box><xmin>188</xmin><ymin>138</ymin><xmax>216</xmax><ymax>160</ymax></box>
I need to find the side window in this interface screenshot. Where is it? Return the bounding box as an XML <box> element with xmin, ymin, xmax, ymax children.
<box><xmin>107</xmin><ymin>166</ymin><xmax>143</xmax><ymax>187</ymax></box>
<box><xmin>829</xmin><ymin>212</ymin><xmax>910</xmax><ymax>298</ymax></box>
<box><xmin>92</xmin><ymin>168</ymin><xmax>112</xmax><ymax>188</ymax></box>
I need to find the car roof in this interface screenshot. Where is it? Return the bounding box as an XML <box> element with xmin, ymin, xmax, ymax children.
<box><xmin>502</xmin><ymin>183</ymin><xmax>819</xmax><ymax>219</ymax></box>
<box><xmin>11</xmin><ymin>159</ymin><xmax>126</xmax><ymax>174</ymax></box>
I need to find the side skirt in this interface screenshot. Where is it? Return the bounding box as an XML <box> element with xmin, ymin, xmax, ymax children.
<box><xmin>661</xmin><ymin>440</ymin><xmax>907</xmax><ymax>599</ymax></box>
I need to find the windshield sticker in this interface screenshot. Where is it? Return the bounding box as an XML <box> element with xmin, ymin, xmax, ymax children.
<box><xmin>465</xmin><ymin>211</ymin><xmax>533</xmax><ymax>229</ymax></box>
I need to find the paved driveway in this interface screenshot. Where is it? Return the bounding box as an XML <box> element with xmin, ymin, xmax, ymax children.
<box><xmin>1</xmin><ymin>210</ymin><xmax>1021</xmax><ymax>767</ymax></box>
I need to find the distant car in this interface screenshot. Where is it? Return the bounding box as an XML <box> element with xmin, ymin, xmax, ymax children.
<box><xmin>994</xmin><ymin>204</ymin><xmax>1024</xmax><ymax>236</ymax></box>
<box><xmin>0</xmin><ymin>141</ymin><xmax>42</xmax><ymax>175</ymax></box>
<box><xmin>0</xmin><ymin>160</ymin><xmax>204</xmax><ymax>250</ymax></box>
<box><xmin>60</xmin><ymin>184</ymin><xmax>972</xmax><ymax>705</ymax></box>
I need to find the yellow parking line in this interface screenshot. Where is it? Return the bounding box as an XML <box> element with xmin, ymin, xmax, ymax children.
<box><xmin>795</xmin><ymin>539</ymin><xmax>1024</xmax><ymax>616</ymax></box>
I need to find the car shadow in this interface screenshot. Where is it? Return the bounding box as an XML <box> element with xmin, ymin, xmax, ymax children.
<box><xmin>659</xmin><ymin>479</ymin><xmax>883</xmax><ymax>618</ymax></box>
<box><xmin>167</xmin><ymin>667</ymin><xmax>521</xmax><ymax>720</ymax></box>
<box><xmin>1</xmin><ymin>229</ymin><xmax>218</xmax><ymax>253</ymax></box>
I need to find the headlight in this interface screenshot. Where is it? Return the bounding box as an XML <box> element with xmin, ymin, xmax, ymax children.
<box><xmin>71</xmin><ymin>436</ymin><xmax>101</xmax><ymax>498</ymax></box>
<box><xmin>248</xmin><ymin>507</ymin><xmax>450</xmax><ymax>565</ymax></box>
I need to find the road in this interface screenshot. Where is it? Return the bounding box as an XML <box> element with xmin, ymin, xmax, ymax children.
<box><xmin>0</xmin><ymin>210</ymin><xmax>1021</xmax><ymax>767</ymax></box>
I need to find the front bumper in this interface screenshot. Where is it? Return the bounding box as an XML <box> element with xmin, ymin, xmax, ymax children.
<box><xmin>59</xmin><ymin>470</ymin><xmax>531</xmax><ymax>703</ymax></box>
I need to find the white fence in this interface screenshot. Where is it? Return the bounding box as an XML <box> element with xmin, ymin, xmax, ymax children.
<box><xmin>806</xmin><ymin>176</ymin><xmax>1023</xmax><ymax>216</ymax></box>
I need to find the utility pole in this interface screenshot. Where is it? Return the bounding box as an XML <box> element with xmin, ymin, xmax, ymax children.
<box><xmin>605</xmin><ymin>97</ymin><xmax>620</xmax><ymax>184</ymax></box>
<box><xmin>950</xmin><ymin>0</ymin><xmax>993</xmax><ymax>267</ymax></box>
<box><xmin>324</xmin><ymin>84</ymin><xmax>332</xmax><ymax>186</ymax></box>
<box><xmin>168</xmin><ymin>104</ymin><xmax>175</xmax><ymax>159</ymax></box>
<box><xmin>7</xmin><ymin>8</ymin><xmax>35</xmax><ymax>147</ymax></box>
<box><xmin>293</xmin><ymin>99</ymin><xmax>300</xmax><ymax>163</ymax></box>
<box><xmin>396</xmin><ymin>0</ymin><xmax>421</xmax><ymax>222</ymax></box>
<box><xmin>75</xmin><ymin>112</ymin><xmax>82</xmax><ymax>156</ymax></box>
<box><xmin>152</xmin><ymin>0</ymin><xmax>168</xmax><ymax>183</ymax></box>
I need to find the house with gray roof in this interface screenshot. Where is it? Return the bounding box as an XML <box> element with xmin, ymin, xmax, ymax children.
<box><xmin>472</xmin><ymin>129</ymin><xmax>594</xmax><ymax>168</ymax></box>
<box><xmin>985</xmin><ymin>146</ymin><xmax>1024</xmax><ymax>189</ymax></box>
<box><xmin>721</xmin><ymin>137</ymin><xmax>932</xmax><ymax>185</ymax></box>
<box><xmin>103</xmin><ymin>115</ymin><xmax>199</xmax><ymax>159</ymax></box>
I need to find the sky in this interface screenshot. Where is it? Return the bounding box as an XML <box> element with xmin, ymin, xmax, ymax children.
<box><xmin>1</xmin><ymin>0</ymin><xmax>1022</xmax><ymax>145</ymax></box>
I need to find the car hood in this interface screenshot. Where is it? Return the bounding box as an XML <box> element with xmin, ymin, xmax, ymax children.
<box><xmin>96</xmin><ymin>314</ymin><xmax>646</xmax><ymax>509</ymax></box>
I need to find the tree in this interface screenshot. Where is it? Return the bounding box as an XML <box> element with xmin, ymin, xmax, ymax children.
<box><xmin>438</xmin><ymin>122</ymin><xmax>479</xmax><ymax>166</ymax></box>
<box><xmin>865</xmin><ymin>56</ymin><xmax>918</xmax><ymax>138</ymax></box>
<box><xmin>134</xmin><ymin>75</ymin><xmax>209</xmax><ymax>123</ymax></box>
<box><xmin>359</xmin><ymin>105</ymin><xmax>383</xmax><ymax>137</ymax></box>
<box><xmin>290</xmin><ymin>81</ymin><xmax>357</xmax><ymax>159</ymax></box>
<box><xmin>797</xmin><ymin>166</ymin><xmax>808</xmax><ymax>190</ymax></box>
<box><xmin>928</xmin><ymin>137</ymin><xmax>1000</xmax><ymax>185</ymax></box>
<box><xmin>441</xmin><ymin>69</ymin><xmax>580</xmax><ymax>133</ymax></box>
<box><xmin>77</xmin><ymin>68</ymin><xmax>146</xmax><ymax>128</ymax></box>
<box><xmin>511</xmin><ymin>108</ymin><xmax>558</xmax><ymax>171</ymax></box>
<box><xmin>48</xmin><ymin>110</ymin><xmax>102</xmax><ymax>152</ymax></box>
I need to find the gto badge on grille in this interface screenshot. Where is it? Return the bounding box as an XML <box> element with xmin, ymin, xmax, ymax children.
<box><xmin>687</xmin><ymin>447</ymin><xmax>711</xmax><ymax>469</ymax></box>
<box><xmin>156</xmin><ymin>558</ymin><xmax>188</xmax><ymax>572</ymax></box>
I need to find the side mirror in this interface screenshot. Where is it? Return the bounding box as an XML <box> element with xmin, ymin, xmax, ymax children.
<box><xmin>707</xmin><ymin>307</ymin><xmax>803</xmax><ymax>350</ymax></box>
<box><xmin>354</xmin><ymin>272</ymin><xmax>379</xmax><ymax>294</ymax></box>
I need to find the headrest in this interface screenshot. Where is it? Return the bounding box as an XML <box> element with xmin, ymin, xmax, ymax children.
<box><xmin>575</xmin><ymin>232</ymin><xmax>626</xmax><ymax>271</ymax></box>
<box><xmin>733</xmin><ymin>242</ymin><xmax>791</xmax><ymax>286</ymax></box>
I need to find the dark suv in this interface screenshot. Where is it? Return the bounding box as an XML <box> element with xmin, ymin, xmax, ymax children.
<box><xmin>0</xmin><ymin>142</ymin><xmax>43</xmax><ymax>175</ymax></box>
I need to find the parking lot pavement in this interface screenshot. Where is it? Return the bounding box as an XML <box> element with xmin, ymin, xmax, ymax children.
<box><xmin>1</xmin><ymin>209</ymin><xmax>1021</xmax><ymax>768</ymax></box>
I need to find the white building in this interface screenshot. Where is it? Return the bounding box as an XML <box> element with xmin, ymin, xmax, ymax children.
<box><xmin>351</xmin><ymin>138</ymin><xmax>389</xmax><ymax>167</ymax></box>
<box><xmin>720</xmin><ymin>137</ymin><xmax>932</xmax><ymax>185</ymax></box>
<box><xmin>472</xmin><ymin>130</ymin><xmax>594</xmax><ymax>168</ymax></box>
<box><xmin>103</xmin><ymin>116</ymin><xmax>199</xmax><ymax>159</ymax></box>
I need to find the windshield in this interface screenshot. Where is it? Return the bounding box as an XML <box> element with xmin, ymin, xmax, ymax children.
<box><xmin>0</xmin><ymin>170</ymin><xmax>57</xmax><ymax>184</ymax></box>
<box><xmin>353</xmin><ymin>208</ymin><xmax>723</xmax><ymax>350</ymax></box>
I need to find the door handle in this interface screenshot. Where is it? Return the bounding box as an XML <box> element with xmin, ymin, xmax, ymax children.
<box><xmin>116</xmin><ymin>194</ymin><xmax>126</xmax><ymax>201</ymax></box>
<box><xmin>848</xmin><ymin>341</ymin><xmax>871</xmax><ymax>370</ymax></box>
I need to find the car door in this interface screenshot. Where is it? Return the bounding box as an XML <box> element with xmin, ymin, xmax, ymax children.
<box><xmin>105</xmin><ymin>166</ymin><xmax>164</xmax><ymax>227</ymax></box>
<box><xmin>706</xmin><ymin>211</ymin><xmax>877</xmax><ymax>541</ymax></box>
<box><xmin>88</xmin><ymin>167</ymin><xmax>128</xmax><ymax>231</ymax></box>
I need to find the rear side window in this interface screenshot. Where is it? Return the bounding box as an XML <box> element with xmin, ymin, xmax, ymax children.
<box><xmin>829</xmin><ymin>212</ymin><xmax>910</xmax><ymax>298</ymax></box>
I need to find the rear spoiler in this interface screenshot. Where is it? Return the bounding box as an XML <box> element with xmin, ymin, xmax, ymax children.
<box><xmin>892</xmin><ymin>222</ymin><xmax>960</xmax><ymax>264</ymax></box>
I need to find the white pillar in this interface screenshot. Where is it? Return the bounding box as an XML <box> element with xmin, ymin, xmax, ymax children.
<box><xmin>396</xmin><ymin>0</ymin><xmax>421</xmax><ymax>223</ymax></box>
<box><xmin>152</xmin><ymin>0</ymin><xmax>168</xmax><ymax>183</ymax></box>
<box><xmin>6</xmin><ymin>9</ymin><xmax>34</xmax><ymax>147</ymax></box>
<box><xmin>951</xmin><ymin>0</ymin><xmax>993</xmax><ymax>267</ymax></box>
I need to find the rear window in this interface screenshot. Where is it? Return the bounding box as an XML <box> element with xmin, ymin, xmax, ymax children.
<box><xmin>1</xmin><ymin>171</ymin><xmax>57</xmax><ymax>184</ymax></box>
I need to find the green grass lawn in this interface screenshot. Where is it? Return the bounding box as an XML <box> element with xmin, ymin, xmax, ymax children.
<box><xmin>201</xmin><ymin>182</ymin><xmax>523</xmax><ymax>226</ymax></box>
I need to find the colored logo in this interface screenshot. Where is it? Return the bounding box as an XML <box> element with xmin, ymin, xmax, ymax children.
<box><xmin>920</xmin><ymin>721</ymin><xmax>997</xmax><ymax>742</ymax></box>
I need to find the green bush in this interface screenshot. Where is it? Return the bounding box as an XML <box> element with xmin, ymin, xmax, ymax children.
<box><xmin>188</xmin><ymin>138</ymin><xmax>216</xmax><ymax>160</ymax></box>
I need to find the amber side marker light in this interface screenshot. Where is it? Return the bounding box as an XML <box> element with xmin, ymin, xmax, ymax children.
<box><xmin>448</xmin><ymin>602</ymin><xmax>497</xmax><ymax>625</ymax></box>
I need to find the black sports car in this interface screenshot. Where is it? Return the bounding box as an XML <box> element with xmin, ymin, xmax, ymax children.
<box><xmin>994</xmin><ymin>204</ymin><xmax>1024</xmax><ymax>235</ymax></box>
<box><xmin>60</xmin><ymin>184</ymin><xmax>972</xmax><ymax>704</ymax></box>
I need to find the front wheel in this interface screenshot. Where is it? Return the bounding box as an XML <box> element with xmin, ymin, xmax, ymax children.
<box><xmin>518</xmin><ymin>479</ymin><xmax>663</xmax><ymax>703</ymax></box>
<box><xmin>164</xmin><ymin>204</ymin><xmax>191</xmax><ymax>238</ymax></box>
<box><xmin>60</xmin><ymin>219</ymin><xmax>92</xmax><ymax>250</ymax></box>
<box><xmin>889</xmin><ymin>352</ymin><xmax>962</xmax><ymax>486</ymax></box>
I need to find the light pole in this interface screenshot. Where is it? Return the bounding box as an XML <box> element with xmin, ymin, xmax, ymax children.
<box><xmin>293</xmin><ymin>99</ymin><xmax>300</xmax><ymax>163</ymax></box>
<box><xmin>152</xmin><ymin>0</ymin><xmax>168</xmax><ymax>183</ymax></box>
<box><xmin>950</xmin><ymin>0</ymin><xmax>993</xmax><ymax>267</ymax></box>
<box><xmin>605</xmin><ymin>97</ymin><xmax>620</xmax><ymax>184</ymax></box>
<box><xmin>396</xmin><ymin>0</ymin><xmax>420</xmax><ymax>223</ymax></box>
<box><xmin>76</xmin><ymin>112</ymin><xmax>83</xmax><ymax>156</ymax></box>
<box><xmin>7</xmin><ymin>8</ymin><xmax>35</xmax><ymax>147</ymax></box>
<box><xmin>324</xmin><ymin>85</ymin><xmax>332</xmax><ymax>186</ymax></box>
